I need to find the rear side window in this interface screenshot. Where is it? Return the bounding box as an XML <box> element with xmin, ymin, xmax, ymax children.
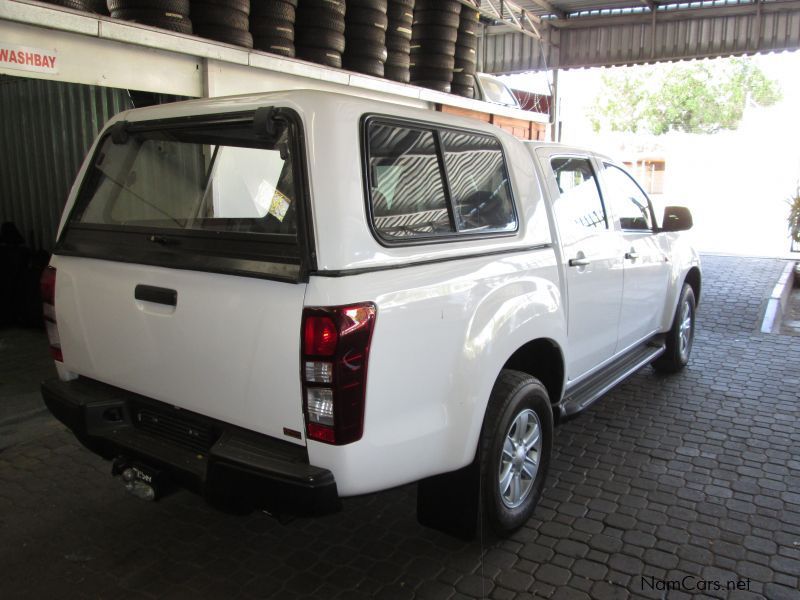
<box><xmin>365</xmin><ymin>119</ymin><xmax>517</xmax><ymax>243</ymax></box>
<box><xmin>367</xmin><ymin>124</ymin><xmax>453</xmax><ymax>238</ymax></box>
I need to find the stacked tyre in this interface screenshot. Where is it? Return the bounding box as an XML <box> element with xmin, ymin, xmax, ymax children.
<box><xmin>191</xmin><ymin>0</ymin><xmax>253</xmax><ymax>48</ymax></box>
<box><xmin>384</xmin><ymin>0</ymin><xmax>413</xmax><ymax>83</ymax></box>
<box><xmin>409</xmin><ymin>0</ymin><xmax>460</xmax><ymax>93</ymax></box>
<box><xmin>107</xmin><ymin>0</ymin><xmax>193</xmax><ymax>34</ymax></box>
<box><xmin>295</xmin><ymin>0</ymin><xmax>345</xmax><ymax>68</ymax></box>
<box><xmin>251</xmin><ymin>0</ymin><xmax>297</xmax><ymax>57</ymax></box>
<box><xmin>343</xmin><ymin>0</ymin><xmax>388</xmax><ymax>78</ymax></box>
<box><xmin>43</xmin><ymin>0</ymin><xmax>107</xmax><ymax>15</ymax></box>
<box><xmin>452</xmin><ymin>4</ymin><xmax>479</xmax><ymax>98</ymax></box>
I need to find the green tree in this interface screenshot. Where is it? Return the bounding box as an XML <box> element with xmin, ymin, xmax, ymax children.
<box><xmin>591</xmin><ymin>58</ymin><xmax>782</xmax><ymax>135</ymax></box>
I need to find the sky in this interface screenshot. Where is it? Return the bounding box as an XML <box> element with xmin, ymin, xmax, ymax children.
<box><xmin>501</xmin><ymin>51</ymin><xmax>800</xmax><ymax>257</ymax></box>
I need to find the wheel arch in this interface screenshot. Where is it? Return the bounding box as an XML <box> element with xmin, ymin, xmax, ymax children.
<box><xmin>501</xmin><ymin>338</ymin><xmax>565</xmax><ymax>408</ymax></box>
<box><xmin>684</xmin><ymin>266</ymin><xmax>701</xmax><ymax>306</ymax></box>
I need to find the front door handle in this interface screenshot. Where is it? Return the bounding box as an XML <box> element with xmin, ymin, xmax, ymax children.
<box><xmin>625</xmin><ymin>251</ymin><xmax>640</xmax><ymax>260</ymax></box>
<box><xmin>569</xmin><ymin>257</ymin><xmax>591</xmax><ymax>267</ymax></box>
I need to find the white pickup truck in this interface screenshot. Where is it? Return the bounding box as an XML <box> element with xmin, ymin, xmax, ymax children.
<box><xmin>41</xmin><ymin>90</ymin><xmax>700</xmax><ymax>537</ymax></box>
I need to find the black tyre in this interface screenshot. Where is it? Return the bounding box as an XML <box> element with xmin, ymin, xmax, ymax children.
<box><xmin>455</xmin><ymin>44</ymin><xmax>477</xmax><ymax>61</ymax></box>
<box><xmin>298</xmin><ymin>0</ymin><xmax>344</xmax><ymax>16</ymax></box>
<box><xmin>385</xmin><ymin>52</ymin><xmax>410</xmax><ymax>68</ymax></box>
<box><xmin>413</xmin><ymin>10</ymin><xmax>460</xmax><ymax>28</ymax></box>
<box><xmin>411</xmin><ymin>52</ymin><xmax>455</xmax><ymax>70</ymax></box>
<box><xmin>296</xmin><ymin>28</ymin><xmax>345</xmax><ymax>52</ymax></box>
<box><xmin>107</xmin><ymin>0</ymin><xmax>189</xmax><ymax>13</ymax></box>
<box><xmin>451</xmin><ymin>71</ymin><xmax>475</xmax><ymax>87</ymax></box>
<box><xmin>410</xmin><ymin>79</ymin><xmax>451</xmax><ymax>93</ymax></box>
<box><xmin>343</xmin><ymin>57</ymin><xmax>385</xmax><ymax>77</ymax></box>
<box><xmin>415</xmin><ymin>0</ymin><xmax>460</xmax><ymax>14</ymax></box>
<box><xmin>454</xmin><ymin>60</ymin><xmax>477</xmax><ymax>74</ymax></box>
<box><xmin>251</xmin><ymin>18</ymin><xmax>295</xmax><ymax>40</ymax></box>
<box><xmin>652</xmin><ymin>283</ymin><xmax>696</xmax><ymax>373</ymax></box>
<box><xmin>251</xmin><ymin>1</ymin><xmax>295</xmax><ymax>20</ymax></box>
<box><xmin>253</xmin><ymin>38</ymin><xmax>295</xmax><ymax>56</ymax></box>
<box><xmin>197</xmin><ymin>0</ymin><xmax>251</xmax><ymax>12</ymax></box>
<box><xmin>458</xmin><ymin>19</ymin><xmax>479</xmax><ymax>37</ymax></box>
<box><xmin>384</xmin><ymin>65</ymin><xmax>410</xmax><ymax>82</ymax></box>
<box><xmin>191</xmin><ymin>4</ymin><xmax>249</xmax><ymax>29</ymax></box>
<box><xmin>411</xmin><ymin>66</ymin><xmax>453</xmax><ymax>82</ymax></box>
<box><xmin>347</xmin><ymin>0</ymin><xmax>387</xmax><ymax>9</ymax></box>
<box><xmin>195</xmin><ymin>24</ymin><xmax>254</xmax><ymax>46</ymax></box>
<box><xmin>46</xmin><ymin>0</ymin><xmax>91</xmax><ymax>10</ymax></box>
<box><xmin>456</xmin><ymin>33</ymin><xmax>478</xmax><ymax>51</ymax></box>
<box><xmin>111</xmin><ymin>10</ymin><xmax>193</xmax><ymax>32</ymax></box>
<box><xmin>346</xmin><ymin>45</ymin><xmax>388</xmax><ymax>62</ymax></box>
<box><xmin>387</xmin><ymin>20</ymin><xmax>413</xmax><ymax>39</ymax></box>
<box><xmin>410</xmin><ymin>39</ymin><xmax>455</xmax><ymax>55</ymax></box>
<box><xmin>386</xmin><ymin>34</ymin><xmax>411</xmax><ymax>52</ymax></box>
<box><xmin>480</xmin><ymin>370</ymin><xmax>552</xmax><ymax>535</ymax></box>
<box><xmin>387</xmin><ymin>3</ymin><xmax>413</xmax><ymax>20</ymax></box>
<box><xmin>346</xmin><ymin>23</ymin><xmax>386</xmax><ymax>44</ymax></box>
<box><xmin>347</xmin><ymin>8</ymin><xmax>389</xmax><ymax>30</ymax></box>
<box><xmin>411</xmin><ymin>24</ymin><xmax>457</xmax><ymax>43</ymax></box>
<box><xmin>295</xmin><ymin>14</ymin><xmax>345</xmax><ymax>33</ymax></box>
<box><xmin>451</xmin><ymin>84</ymin><xmax>474</xmax><ymax>98</ymax></box>
<box><xmin>296</xmin><ymin>46</ymin><xmax>342</xmax><ymax>67</ymax></box>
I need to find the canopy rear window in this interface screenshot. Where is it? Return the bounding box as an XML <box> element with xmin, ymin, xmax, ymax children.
<box><xmin>72</xmin><ymin>119</ymin><xmax>298</xmax><ymax>236</ymax></box>
<box><xmin>59</xmin><ymin>109</ymin><xmax>311</xmax><ymax>282</ymax></box>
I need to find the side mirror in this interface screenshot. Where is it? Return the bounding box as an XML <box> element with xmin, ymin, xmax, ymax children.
<box><xmin>661</xmin><ymin>206</ymin><xmax>693</xmax><ymax>232</ymax></box>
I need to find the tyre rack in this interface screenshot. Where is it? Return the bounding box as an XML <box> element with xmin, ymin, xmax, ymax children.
<box><xmin>0</xmin><ymin>0</ymin><xmax>547</xmax><ymax>140</ymax></box>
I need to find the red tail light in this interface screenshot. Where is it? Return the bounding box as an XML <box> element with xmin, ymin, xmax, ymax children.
<box><xmin>40</xmin><ymin>266</ymin><xmax>63</xmax><ymax>362</ymax></box>
<box><xmin>301</xmin><ymin>303</ymin><xmax>376</xmax><ymax>445</ymax></box>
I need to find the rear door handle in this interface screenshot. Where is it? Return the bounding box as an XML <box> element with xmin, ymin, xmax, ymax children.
<box><xmin>625</xmin><ymin>251</ymin><xmax>640</xmax><ymax>260</ymax></box>
<box><xmin>568</xmin><ymin>257</ymin><xmax>591</xmax><ymax>267</ymax></box>
<box><xmin>135</xmin><ymin>285</ymin><xmax>177</xmax><ymax>306</ymax></box>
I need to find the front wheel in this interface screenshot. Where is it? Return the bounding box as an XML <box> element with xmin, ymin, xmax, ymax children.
<box><xmin>652</xmin><ymin>283</ymin><xmax>696</xmax><ymax>373</ymax></box>
<box><xmin>480</xmin><ymin>370</ymin><xmax>553</xmax><ymax>535</ymax></box>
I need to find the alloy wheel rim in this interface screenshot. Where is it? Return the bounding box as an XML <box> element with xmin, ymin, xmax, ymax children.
<box><xmin>498</xmin><ymin>408</ymin><xmax>542</xmax><ymax>509</ymax></box>
<box><xmin>678</xmin><ymin>299</ymin><xmax>693</xmax><ymax>360</ymax></box>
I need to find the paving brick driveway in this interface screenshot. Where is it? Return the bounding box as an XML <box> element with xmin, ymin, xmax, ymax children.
<box><xmin>1</xmin><ymin>255</ymin><xmax>798</xmax><ymax>600</ymax></box>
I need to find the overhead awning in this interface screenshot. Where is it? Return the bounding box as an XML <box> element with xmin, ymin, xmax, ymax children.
<box><xmin>470</xmin><ymin>0</ymin><xmax>800</xmax><ymax>72</ymax></box>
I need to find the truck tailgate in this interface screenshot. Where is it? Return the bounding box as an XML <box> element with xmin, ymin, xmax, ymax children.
<box><xmin>53</xmin><ymin>255</ymin><xmax>307</xmax><ymax>445</ymax></box>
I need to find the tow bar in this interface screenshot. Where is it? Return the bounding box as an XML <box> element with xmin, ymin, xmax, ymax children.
<box><xmin>112</xmin><ymin>457</ymin><xmax>169</xmax><ymax>501</ymax></box>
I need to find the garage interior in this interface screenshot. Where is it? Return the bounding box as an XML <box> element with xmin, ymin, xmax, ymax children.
<box><xmin>2</xmin><ymin>0</ymin><xmax>800</xmax><ymax>598</ymax></box>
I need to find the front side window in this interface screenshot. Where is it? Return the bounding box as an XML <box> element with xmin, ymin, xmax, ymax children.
<box><xmin>602</xmin><ymin>164</ymin><xmax>654</xmax><ymax>231</ymax></box>
<box><xmin>74</xmin><ymin>120</ymin><xmax>298</xmax><ymax>236</ymax></box>
<box><xmin>549</xmin><ymin>156</ymin><xmax>607</xmax><ymax>231</ymax></box>
<box><xmin>365</xmin><ymin>119</ymin><xmax>517</xmax><ymax>243</ymax></box>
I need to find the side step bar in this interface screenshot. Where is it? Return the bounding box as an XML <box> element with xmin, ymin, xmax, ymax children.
<box><xmin>560</xmin><ymin>339</ymin><xmax>666</xmax><ymax>420</ymax></box>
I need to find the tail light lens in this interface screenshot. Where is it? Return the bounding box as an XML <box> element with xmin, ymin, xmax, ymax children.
<box><xmin>301</xmin><ymin>303</ymin><xmax>376</xmax><ymax>445</ymax></box>
<box><xmin>40</xmin><ymin>266</ymin><xmax>63</xmax><ymax>362</ymax></box>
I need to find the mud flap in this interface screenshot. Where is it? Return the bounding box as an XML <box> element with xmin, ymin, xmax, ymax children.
<box><xmin>416</xmin><ymin>457</ymin><xmax>480</xmax><ymax>540</ymax></box>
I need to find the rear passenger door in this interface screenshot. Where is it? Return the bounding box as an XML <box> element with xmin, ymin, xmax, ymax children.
<box><xmin>536</xmin><ymin>149</ymin><xmax>624</xmax><ymax>381</ymax></box>
<box><xmin>599</xmin><ymin>163</ymin><xmax>671</xmax><ymax>351</ymax></box>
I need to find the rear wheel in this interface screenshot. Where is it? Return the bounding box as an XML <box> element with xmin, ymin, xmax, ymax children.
<box><xmin>480</xmin><ymin>370</ymin><xmax>552</xmax><ymax>535</ymax></box>
<box><xmin>652</xmin><ymin>283</ymin><xmax>696</xmax><ymax>373</ymax></box>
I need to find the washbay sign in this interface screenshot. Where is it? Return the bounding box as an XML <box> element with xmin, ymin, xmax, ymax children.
<box><xmin>0</xmin><ymin>42</ymin><xmax>58</xmax><ymax>74</ymax></box>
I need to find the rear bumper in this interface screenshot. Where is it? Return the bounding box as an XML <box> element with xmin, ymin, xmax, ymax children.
<box><xmin>41</xmin><ymin>377</ymin><xmax>340</xmax><ymax>515</ymax></box>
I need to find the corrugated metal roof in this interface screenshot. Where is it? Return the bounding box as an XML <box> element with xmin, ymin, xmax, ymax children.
<box><xmin>473</xmin><ymin>0</ymin><xmax>800</xmax><ymax>72</ymax></box>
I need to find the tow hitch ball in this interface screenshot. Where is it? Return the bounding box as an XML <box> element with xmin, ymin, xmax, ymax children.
<box><xmin>112</xmin><ymin>457</ymin><xmax>166</xmax><ymax>501</ymax></box>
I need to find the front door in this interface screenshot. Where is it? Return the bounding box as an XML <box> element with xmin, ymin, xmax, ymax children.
<box><xmin>600</xmin><ymin>162</ymin><xmax>672</xmax><ymax>352</ymax></box>
<box><xmin>536</xmin><ymin>149</ymin><xmax>624</xmax><ymax>381</ymax></box>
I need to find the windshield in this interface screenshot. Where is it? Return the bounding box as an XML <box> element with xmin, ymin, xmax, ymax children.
<box><xmin>73</xmin><ymin>118</ymin><xmax>299</xmax><ymax>237</ymax></box>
